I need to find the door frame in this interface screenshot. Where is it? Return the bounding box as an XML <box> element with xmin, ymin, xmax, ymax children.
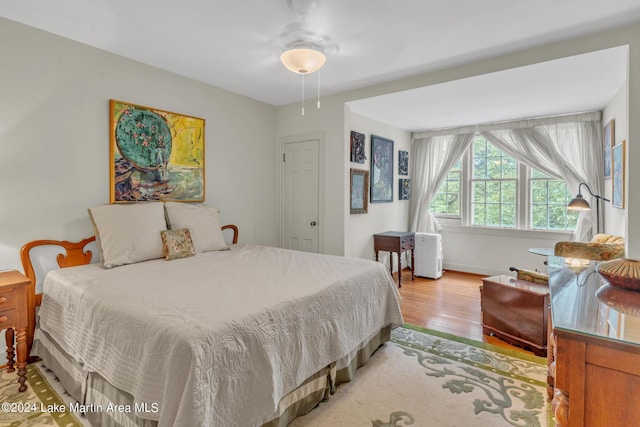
<box><xmin>278</xmin><ymin>132</ymin><xmax>325</xmax><ymax>253</ymax></box>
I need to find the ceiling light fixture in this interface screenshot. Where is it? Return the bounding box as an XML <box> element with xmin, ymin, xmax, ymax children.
<box><xmin>280</xmin><ymin>44</ymin><xmax>324</xmax><ymax>116</ymax></box>
<box><xmin>279</xmin><ymin>0</ymin><xmax>335</xmax><ymax>115</ymax></box>
<box><xmin>280</xmin><ymin>46</ymin><xmax>326</xmax><ymax>75</ymax></box>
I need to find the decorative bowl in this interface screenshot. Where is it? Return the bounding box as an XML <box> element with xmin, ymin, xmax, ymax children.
<box><xmin>595</xmin><ymin>284</ymin><xmax>640</xmax><ymax>317</ymax></box>
<box><xmin>596</xmin><ymin>258</ymin><xmax>640</xmax><ymax>292</ymax></box>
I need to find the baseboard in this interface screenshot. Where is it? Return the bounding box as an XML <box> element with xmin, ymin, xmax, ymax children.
<box><xmin>443</xmin><ymin>262</ymin><xmax>508</xmax><ymax>277</ymax></box>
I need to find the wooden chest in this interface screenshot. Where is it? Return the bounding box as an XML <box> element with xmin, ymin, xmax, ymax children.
<box><xmin>480</xmin><ymin>275</ymin><xmax>549</xmax><ymax>356</ymax></box>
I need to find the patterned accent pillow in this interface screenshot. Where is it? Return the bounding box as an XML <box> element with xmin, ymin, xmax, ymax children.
<box><xmin>161</xmin><ymin>229</ymin><xmax>196</xmax><ymax>261</ymax></box>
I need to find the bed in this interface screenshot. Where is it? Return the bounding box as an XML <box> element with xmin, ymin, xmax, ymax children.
<box><xmin>20</xmin><ymin>202</ymin><xmax>403</xmax><ymax>427</ymax></box>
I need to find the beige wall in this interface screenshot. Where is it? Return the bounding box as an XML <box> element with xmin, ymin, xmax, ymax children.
<box><xmin>2</xmin><ymin>18</ymin><xmax>639</xmax><ymax>271</ymax></box>
<box><xmin>0</xmin><ymin>18</ymin><xmax>278</xmax><ymax>271</ymax></box>
<box><xmin>603</xmin><ymin>80</ymin><xmax>628</xmax><ymax>237</ymax></box>
<box><xmin>345</xmin><ymin>110</ymin><xmax>411</xmax><ymax>267</ymax></box>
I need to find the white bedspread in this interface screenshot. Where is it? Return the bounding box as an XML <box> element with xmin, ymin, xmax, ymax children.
<box><xmin>37</xmin><ymin>244</ymin><xmax>403</xmax><ymax>427</ymax></box>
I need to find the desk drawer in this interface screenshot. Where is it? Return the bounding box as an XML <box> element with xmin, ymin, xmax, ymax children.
<box><xmin>401</xmin><ymin>237</ymin><xmax>414</xmax><ymax>250</ymax></box>
<box><xmin>0</xmin><ymin>309</ymin><xmax>15</xmax><ymax>328</ymax></box>
<box><xmin>400</xmin><ymin>235</ymin><xmax>414</xmax><ymax>244</ymax></box>
<box><xmin>0</xmin><ymin>290</ymin><xmax>16</xmax><ymax>310</ymax></box>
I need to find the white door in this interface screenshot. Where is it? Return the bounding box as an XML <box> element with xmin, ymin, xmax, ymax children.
<box><xmin>284</xmin><ymin>139</ymin><xmax>319</xmax><ymax>252</ymax></box>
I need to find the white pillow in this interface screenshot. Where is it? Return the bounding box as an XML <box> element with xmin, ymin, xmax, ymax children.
<box><xmin>163</xmin><ymin>202</ymin><xmax>227</xmax><ymax>253</ymax></box>
<box><xmin>88</xmin><ymin>202</ymin><xmax>167</xmax><ymax>268</ymax></box>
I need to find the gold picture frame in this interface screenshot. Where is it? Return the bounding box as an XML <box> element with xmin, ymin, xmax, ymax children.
<box><xmin>350</xmin><ymin>169</ymin><xmax>369</xmax><ymax>214</ymax></box>
<box><xmin>612</xmin><ymin>140</ymin><xmax>625</xmax><ymax>208</ymax></box>
<box><xmin>109</xmin><ymin>99</ymin><xmax>205</xmax><ymax>203</ymax></box>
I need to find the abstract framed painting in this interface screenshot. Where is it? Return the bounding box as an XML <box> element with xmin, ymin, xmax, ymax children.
<box><xmin>603</xmin><ymin>119</ymin><xmax>614</xmax><ymax>178</ymax></box>
<box><xmin>612</xmin><ymin>140</ymin><xmax>625</xmax><ymax>209</ymax></box>
<box><xmin>398</xmin><ymin>150</ymin><xmax>408</xmax><ymax>175</ymax></box>
<box><xmin>370</xmin><ymin>135</ymin><xmax>394</xmax><ymax>203</ymax></box>
<box><xmin>350</xmin><ymin>131</ymin><xmax>366</xmax><ymax>163</ymax></box>
<box><xmin>350</xmin><ymin>169</ymin><xmax>369</xmax><ymax>214</ymax></box>
<box><xmin>109</xmin><ymin>100</ymin><xmax>205</xmax><ymax>203</ymax></box>
<box><xmin>399</xmin><ymin>179</ymin><xmax>410</xmax><ymax>200</ymax></box>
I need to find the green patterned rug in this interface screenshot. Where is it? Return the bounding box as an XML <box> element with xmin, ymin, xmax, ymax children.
<box><xmin>0</xmin><ymin>364</ymin><xmax>84</xmax><ymax>427</ymax></box>
<box><xmin>291</xmin><ymin>325</ymin><xmax>554</xmax><ymax>427</ymax></box>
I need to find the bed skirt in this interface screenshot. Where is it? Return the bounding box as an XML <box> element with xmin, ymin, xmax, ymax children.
<box><xmin>33</xmin><ymin>324</ymin><xmax>392</xmax><ymax>427</ymax></box>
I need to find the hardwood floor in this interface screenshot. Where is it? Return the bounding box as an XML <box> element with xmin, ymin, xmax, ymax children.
<box><xmin>396</xmin><ymin>268</ymin><xmax>534</xmax><ymax>355</ymax></box>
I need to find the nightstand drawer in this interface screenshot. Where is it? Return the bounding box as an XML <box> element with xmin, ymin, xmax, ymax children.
<box><xmin>0</xmin><ymin>309</ymin><xmax>16</xmax><ymax>327</ymax></box>
<box><xmin>0</xmin><ymin>290</ymin><xmax>17</xmax><ymax>310</ymax></box>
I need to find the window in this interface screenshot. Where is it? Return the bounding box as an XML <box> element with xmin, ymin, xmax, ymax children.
<box><xmin>530</xmin><ymin>170</ymin><xmax>579</xmax><ymax>230</ymax></box>
<box><xmin>431</xmin><ymin>135</ymin><xmax>576</xmax><ymax>232</ymax></box>
<box><xmin>471</xmin><ymin>137</ymin><xmax>517</xmax><ymax>227</ymax></box>
<box><xmin>430</xmin><ymin>160</ymin><xmax>461</xmax><ymax>216</ymax></box>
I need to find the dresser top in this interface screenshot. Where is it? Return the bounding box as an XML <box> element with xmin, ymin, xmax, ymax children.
<box><xmin>548</xmin><ymin>256</ymin><xmax>640</xmax><ymax>347</ymax></box>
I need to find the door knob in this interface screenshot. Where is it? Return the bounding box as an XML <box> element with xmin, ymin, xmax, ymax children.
<box><xmin>310</xmin><ymin>221</ymin><xmax>317</xmax><ymax>227</ymax></box>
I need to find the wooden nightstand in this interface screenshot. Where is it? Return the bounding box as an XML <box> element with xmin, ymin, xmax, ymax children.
<box><xmin>0</xmin><ymin>270</ymin><xmax>30</xmax><ymax>392</ymax></box>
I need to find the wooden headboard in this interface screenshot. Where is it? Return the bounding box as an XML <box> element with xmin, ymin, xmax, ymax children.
<box><xmin>19</xmin><ymin>224</ymin><xmax>238</xmax><ymax>355</ymax></box>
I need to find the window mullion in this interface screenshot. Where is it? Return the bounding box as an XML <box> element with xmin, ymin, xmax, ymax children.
<box><xmin>518</xmin><ymin>163</ymin><xmax>528</xmax><ymax>229</ymax></box>
<box><xmin>461</xmin><ymin>149</ymin><xmax>470</xmax><ymax>226</ymax></box>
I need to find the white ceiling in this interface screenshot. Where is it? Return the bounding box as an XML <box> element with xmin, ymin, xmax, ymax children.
<box><xmin>2</xmin><ymin>0</ymin><xmax>639</xmax><ymax>130</ymax></box>
<box><xmin>348</xmin><ymin>46</ymin><xmax>628</xmax><ymax>131</ymax></box>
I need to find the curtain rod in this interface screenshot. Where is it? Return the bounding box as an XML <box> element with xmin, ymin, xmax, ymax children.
<box><xmin>412</xmin><ymin>110</ymin><xmax>601</xmax><ymax>139</ymax></box>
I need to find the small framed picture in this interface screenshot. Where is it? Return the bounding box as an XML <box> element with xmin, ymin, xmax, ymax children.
<box><xmin>370</xmin><ymin>135</ymin><xmax>394</xmax><ymax>203</ymax></box>
<box><xmin>350</xmin><ymin>169</ymin><xmax>369</xmax><ymax>214</ymax></box>
<box><xmin>399</xmin><ymin>179</ymin><xmax>410</xmax><ymax>200</ymax></box>
<box><xmin>603</xmin><ymin>119</ymin><xmax>614</xmax><ymax>178</ymax></box>
<box><xmin>612</xmin><ymin>140</ymin><xmax>625</xmax><ymax>208</ymax></box>
<box><xmin>398</xmin><ymin>151</ymin><xmax>408</xmax><ymax>175</ymax></box>
<box><xmin>350</xmin><ymin>131</ymin><xmax>366</xmax><ymax>163</ymax></box>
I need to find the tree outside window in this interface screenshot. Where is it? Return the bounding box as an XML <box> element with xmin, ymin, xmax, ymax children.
<box><xmin>530</xmin><ymin>170</ymin><xmax>578</xmax><ymax>230</ymax></box>
<box><xmin>471</xmin><ymin>136</ymin><xmax>517</xmax><ymax>227</ymax></box>
<box><xmin>430</xmin><ymin>160</ymin><xmax>461</xmax><ymax>216</ymax></box>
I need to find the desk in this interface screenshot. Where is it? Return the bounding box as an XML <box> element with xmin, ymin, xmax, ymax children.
<box><xmin>548</xmin><ymin>256</ymin><xmax>640</xmax><ymax>426</ymax></box>
<box><xmin>373</xmin><ymin>231</ymin><xmax>415</xmax><ymax>287</ymax></box>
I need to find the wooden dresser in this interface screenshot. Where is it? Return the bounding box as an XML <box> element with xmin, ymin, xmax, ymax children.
<box><xmin>0</xmin><ymin>270</ymin><xmax>30</xmax><ymax>392</ymax></box>
<box><xmin>548</xmin><ymin>256</ymin><xmax>640</xmax><ymax>426</ymax></box>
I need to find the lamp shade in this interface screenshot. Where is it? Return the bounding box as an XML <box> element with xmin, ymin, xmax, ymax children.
<box><xmin>567</xmin><ymin>194</ymin><xmax>591</xmax><ymax>211</ymax></box>
<box><xmin>280</xmin><ymin>47</ymin><xmax>326</xmax><ymax>74</ymax></box>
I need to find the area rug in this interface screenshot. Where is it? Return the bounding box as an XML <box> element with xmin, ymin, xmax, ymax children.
<box><xmin>0</xmin><ymin>363</ymin><xmax>84</xmax><ymax>427</ymax></box>
<box><xmin>290</xmin><ymin>325</ymin><xmax>553</xmax><ymax>427</ymax></box>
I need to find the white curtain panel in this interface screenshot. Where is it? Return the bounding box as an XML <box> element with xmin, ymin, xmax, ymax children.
<box><xmin>409</xmin><ymin>133</ymin><xmax>473</xmax><ymax>233</ymax></box>
<box><xmin>481</xmin><ymin>111</ymin><xmax>602</xmax><ymax>241</ymax></box>
<box><xmin>410</xmin><ymin>111</ymin><xmax>601</xmax><ymax>241</ymax></box>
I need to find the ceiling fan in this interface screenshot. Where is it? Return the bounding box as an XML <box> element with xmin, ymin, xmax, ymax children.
<box><xmin>276</xmin><ymin>0</ymin><xmax>339</xmax><ymax>113</ymax></box>
<box><xmin>278</xmin><ymin>0</ymin><xmax>339</xmax><ymax>74</ymax></box>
